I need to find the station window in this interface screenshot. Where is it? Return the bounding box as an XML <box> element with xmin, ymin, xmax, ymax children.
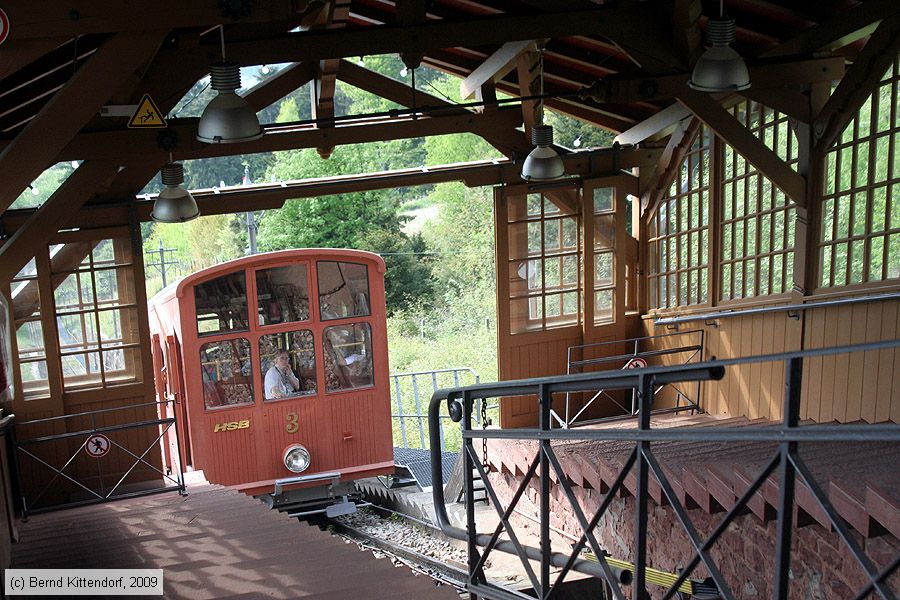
<box><xmin>256</xmin><ymin>265</ymin><xmax>310</xmax><ymax>326</ymax></box>
<box><xmin>259</xmin><ymin>330</ymin><xmax>316</xmax><ymax>400</ymax></box>
<box><xmin>323</xmin><ymin>323</ymin><xmax>373</xmax><ymax>392</ymax></box>
<box><xmin>819</xmin><ymin>57</ymin><xmax>900</xmax><ymax>288</ymax></box>
<box><xmin>648</xmin><ymin>124</ymin><xmax>711</xmax><ymax>309</ymax></box>
<box><xmin>317</xmin><ymin>262</ymin><xmax>370</xmax><ymax>321</ymax></box>
<box><xmin>507</xmin><ymin>191</ymin><xmax>581</xmax><ymax>333</ymax></box>
<box><xmin>720</xmin><ymin>101</ymin><xmax>797</xmax><ymax>300</ymax></box>
<box><xmin>593</xmin><ymin>187</ymin><xmax>615</xmax><ymax>324</ymax></box>
<box><xmin>195</xmin><ymin>271</ymin><xmax>249</xmax><ymax>336</ymax></box>
<box><xmin>199</xmin><ymin>338</ymin><xmax>253</xmax><ymax>409</ymax></box>
<box><xmin>51</xmin><ymin>238</ymin><xmax>142</xmax><ymax>390</ymax></box>
<box><xmin>9</xmin><ymin>259</ymin><xmax>48</xmax><ymax>399</ymax></box>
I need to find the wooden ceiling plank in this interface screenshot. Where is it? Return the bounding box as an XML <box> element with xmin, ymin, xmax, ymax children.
<box><xmin>676</xmin><ymin>86</ymin><xmax>806</xmax><ymax>207</ymax></box>
<box><xmin>0</xmin><ymin>160</ymin><xmax>119</xmax><ymax>286</ymax></box>
<box><xmin>461</xmin><ymin>40</ymin><xmax>534</xmax><ymax>100</ymax></box>
<box><xmin>5</xmin><ymin>1</ymin><xmax>296</xmax><ymax>40</ymax></box>
<box><xmin>0</xmin><ymin>30</ymin><xmax>167</xmax><ymax>214</ymax></box>
<box><xmin>0</xmin><ymin>38</ymin><xmax>69</xmax><ymax>83</ymax></box>
<box><xmin>761</xmin><ymin>0</ymin><xmax>900</xmax><ymax>59</ymax></box>
<box><xmin>814</xmin><ymin>13</ymin><xmax>900</xmax><ymax>152</ymax></box>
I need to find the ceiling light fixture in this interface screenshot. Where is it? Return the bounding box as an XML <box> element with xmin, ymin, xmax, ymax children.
<box><xmin>151</xmin><ymin>162</ymin><xmax>199</xmax><ymax>223</ymax></box>
<box><xmin>521</xmin><ymin>45</ymin><xmax>565</xmax><ymax>182</ymax></box>
<box><xmin>196</xmin><ymin>26</ymin><xmax>264</xmax><ymax>144</ymax></box>
<box><xmin>688</xmin><ymin>0</ymin><xmax>750</xmax><ymax>92</ymax></box>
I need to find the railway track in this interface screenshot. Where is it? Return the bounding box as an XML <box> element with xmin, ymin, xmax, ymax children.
<box><xmin>320</xmin><ymin>509</ymin><xmax>470</xmax><ymax>595</ymax></box>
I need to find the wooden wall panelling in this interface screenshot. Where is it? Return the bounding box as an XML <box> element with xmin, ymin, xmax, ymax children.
<box><xmin>831</xmin><ymin>304</ymin><xmax>853</xmax><ymax>422</ymax></box>
<box><xmin>875</xmin><ymin>299</ymin><xmax>898</xmax><ymax>422</ymax></box>
<box><xmin>859</xmin><ymin>302</ymin><xmax>882</xmax><ymax>423</ymax></box>
<box><xmin>845</xmin><ymin>303</ymin><xmax>867</xmax><ymax>422</ymax></box>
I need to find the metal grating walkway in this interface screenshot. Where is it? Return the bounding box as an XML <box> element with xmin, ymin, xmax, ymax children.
<box><xmin>10</xmin><ymin>483</ymin><xmax>459</xmax><ymax>599</ymax></box>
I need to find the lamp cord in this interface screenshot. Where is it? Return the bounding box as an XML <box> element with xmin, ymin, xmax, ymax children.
<box><xmin>219</xmin><ymin>24</ymin><xmax>226</xmax><ymax>61</ymax></box>
<box><xmin>538</xmin><ymin>47</ymin><xmax>544</xmax><ymax>126</ymax></box>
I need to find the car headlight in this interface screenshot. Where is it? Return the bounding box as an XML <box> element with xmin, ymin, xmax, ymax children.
<box><xmin>283</xmin><ymin>444</ymin><xmax>310</xmax><ymax>473</ymax></box>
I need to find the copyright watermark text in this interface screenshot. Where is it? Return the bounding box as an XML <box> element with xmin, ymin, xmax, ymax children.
<box><xmin>5</xmin><ymin>569</ymin><xmax>163</xmax><ymax>595</ymax></box>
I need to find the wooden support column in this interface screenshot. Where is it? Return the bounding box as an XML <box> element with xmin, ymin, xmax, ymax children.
<box><xmin>813</xmin><ymin>13</ymin><xmax>900</xmax><ymax>152</ymax></box>
<box><xmin>0</xmin><ymin>30</ymin><xmax>166</xmax><ymax>213</ymax></box>
<box><xmin>310</xmin><ymin>0</ymin><xmax>351</xmax><ymax>160</ymax></box>
<box><xmin>641</xmin><ymin>118</ymin><xmax>700</xmax><ymax>216</ymax></box>
<box><xmin>676</xmin><ymin>87</ymin><xmax>807</xmax><ymax>207</ymax></box>
<box><xmin>516</xmin><ymin>44</ymin><xmax>541</xmax><ymax>142</ymax></box>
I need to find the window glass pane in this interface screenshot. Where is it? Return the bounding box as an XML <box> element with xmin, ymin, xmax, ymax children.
<box><xmin>317</xmin><ymin>261</ymin><xmax>371</xmax><ymax>321</ymax></box>
<box><xmin>256</xmin><ymin>264</ymin><xmax>310</xmax><ymax>326</ymax></box>
<box><xmin>323</xmin><ymin>323</ymin><xmax>373</xmax><ymax>392</ymax></box>
<box><xmin>509</xmin><ymin>259</ymin><xmax>541</xmax><ymax>297</ymax></box>
<box><xmin>594</xmin><ymin>215</ymin><xmax>615</xmax><ymax>250</ymax></box>
<box><xmin>593</xmin><ymin>187</ymin><xmax>613</xmax><ymax>213</ymax></box>
<box><xmin>595</xmin><ymin>252</ymin><xmax>613</xmax><ymax>287</ymax></box>
<box><xmin>200</xmin><ymin>338</ymin><xmax>254</xmax><ymax>409</ymax></box>
<box><xmin>259</xmin><ymin>330</ymin><xmax>316</xmax><ymax>400</ymax></box>
<box><xmin>195</xmin><ymin>271</ymin><xmax>249</xmax><ymax>336</ymax></box>
<box><xmin>594</xmin><ymin>290</ymin><xmax>613</xmax><ymax>324</ymax></box>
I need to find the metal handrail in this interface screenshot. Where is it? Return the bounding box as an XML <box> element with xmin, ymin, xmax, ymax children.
<box><xmin>428</xmin><ymin>339</ymin><xmax>900</xmax><ymax>600</ymax></box>
<box><xmin>654</xmin><ymin>290</ymin><xmax>900</xmax><ymax>326</ymax></box>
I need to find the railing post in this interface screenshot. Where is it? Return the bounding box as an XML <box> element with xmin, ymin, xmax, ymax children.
<box><xmin>773</xmin><ymin>356</ymin><xmax>802</xmax><ymax>598</ymax></box>
<box><xmin>393</xmin><ymin>375</ymin><xmax>408</xmax><ymax>449</ymax></box>
<box><xmin>462</xmin><ymin>390</ymin><xmax>482</xmax><ymax>599</ymax></box>
<box><xmin>539</xmin><ymin>383</ymin><xmax>551</xmax><ymax>598</ymax></box>
<box><xmin>633</xmin><ymin>373</ymin><xmax>652</xmax><ymax>600</ymax></box>
<box><xmin>411</xmin><ymin>375</ymin><xmax>426</xmax><ymax>449</ymax></box>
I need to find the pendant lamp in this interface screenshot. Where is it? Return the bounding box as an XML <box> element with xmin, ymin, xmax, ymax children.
<box><xmin>151</xmin><ymin>163</ymin><xmax>199</xmax><ymax>223</ymax></box>
<box><xmin>521</xmin><ymin>46</ymin><xmax>565</xmax><ymax>182</ymax></box>
<box><xmin>688</xmin><ymin>2</ymin><xmax>750</xmax><ymax>92</ymax></box>
<box><xmin>196</xmin><ymin>27</ymin><xmax>263</xmax><ymax>144</ymax></box>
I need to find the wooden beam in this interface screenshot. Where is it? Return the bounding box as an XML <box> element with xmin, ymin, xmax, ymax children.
<box><xmin>615</xmin><ymin>102</ymin><xmax>694</xmax><ymax>145</ymax></box>
<box><xmin>461</xmin><ymin>40</ymin><xmax>533</xmax><ymax>100</ymax></box>
<box><xmin>244</xmin><ymin>62</ymin><xmax>315</xmax><ymax>112</ymax></box>
<box><xmin>581</xmin><ymin>56</ymin><xmax>845</xmax><ymax>105</ymax></box>
<box><xmin>761</xmin><ymin>0</ymin><xmax>900</xmax><ymax>59</ymax></box>
<box><xmin>0</xmin><ymin>30</ymin><xmax>166</xmax><ymax>213</ymax></box>
<box><xmin>56</xmin><ymin>109</ymin><xmax>526</xmax><ymax>162</ymax></box>
<box><xmin>338</xmin><ymin>60</ymin><xmax>531</xmax><ymax>156</ymax></box>
<box><xmin>0</xmin><ymin>38</ymin><xmax>68</xmax><ymax>82</ymax></box>
<box><xmin>4</xmin><ymin>0</ymin><xmax>296</xmax><ymax>40</ymax></box>
<box><xmin>515</xmin><ymin>45</ymin><xmax>541</xmax><ymax>141</ymax></box>
<box><xmin>642</xmin><ymin>118</ymin><xmax>700</xmax><ymax>216</ymax></box>
<box><xmin>309</xmin><ymin>0</ymin><xmax>351</xmax><ymax>159</ymax></box>
<box><xmin>0</xmin><ymin>160</ymin><xmax>118</xmax><ymax>286</ymax></box>
<box><xmin>676</xmin><ymin>86</ymin><xmax>807</xmax><ymax>207</ymax></box>
<box><xmin>672</xmin><ymin>0</ymin><xmax>703</xmax><ymax>68</ymax></box>
<box><xmin>739</xmin><ymin>88</ymin><xmax>810</xmax><ymax>123</ymax></box>
<box><xmin>168</xmin><ymin>8</ymin><xmax>677</xmax><ymax>68</ymax></box>
<box><xmin>814</xmin><ymin>13</ymin><xmax>900</xmax><ymax>152</ymax></box>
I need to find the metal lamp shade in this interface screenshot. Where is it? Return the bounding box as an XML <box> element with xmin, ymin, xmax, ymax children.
<box><xmin>688</xmin><ymin>15</ymin><xmax>750</xmax><ymax>93</ymax></box>
<box><xmin>688</xmin><ymin>45</ymin><xmax>751</xmax><ymax>92</ymax></box>
<box><xmin>151</xmin><ymin>164</ymin><xmax>200</xmax><ymax>223</ymax></box>
<box><xmin>196</xmin><ymin>62</ymin><xmax>264</xmax><ymax>144</ymax></box>
<box><xmin>521</xmin><ymin>124</ymin><xmax>565</xmax><ymax>181</ymax></box>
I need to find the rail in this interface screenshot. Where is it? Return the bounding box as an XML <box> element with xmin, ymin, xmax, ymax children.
<box><xmin>428</xmin><ymin>339</ymin><xmax>900</xmax><ymax>600</ymax></box>
<box><xmin>391</xmin><ymin>367</ymin><xmax>496</xmax><ymax>453</ymax></box>
<box><xmin>13</xmin><ymin>397</ymin><xmax>186</xmax><ymax>518</ymax></box>
<box><xmin>654</xmin><ymin>290</ymin><xmax>900</xmax><ymax>326</ymax></box>
<box><xmin>559</xmin><ymin>330</ymin><xmax>704</xmax><ymax>428</ymax></box>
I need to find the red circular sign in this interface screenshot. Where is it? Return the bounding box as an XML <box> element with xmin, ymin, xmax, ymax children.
<box><xmin>624</xmin><ymin>357</ymin><xmax>648</xmax><ymax>369</ymax></box>
<box><xmin>0</xmin><ymin>9</ymin><xmax>10</xmax><ymax>46</ymax></box>
<box><xmin>85</xmin><ymin>434</ymin><xmax>111</xmax><ymax>458</ymax></box>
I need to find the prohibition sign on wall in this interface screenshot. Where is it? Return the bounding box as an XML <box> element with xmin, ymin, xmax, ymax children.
<box><xmin>0</xmin><ymin>9</ymin><xmax>9</xmax><ymax>46</ymax></box>
<box><xmin>624</xmin><ymin>357</ymin><xmax>648</xmax><ymax>369</ymax></box>
<box><xmin>85</xmin><ymin>434</ymin><xmax>111</xmax><ymax>458</ymax></box>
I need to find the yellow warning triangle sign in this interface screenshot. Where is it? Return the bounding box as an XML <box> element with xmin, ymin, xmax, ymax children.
<box><xmin>127</xmin><ymin>94</ymin><xmax>167</xmax><ymax>129</ymax></box>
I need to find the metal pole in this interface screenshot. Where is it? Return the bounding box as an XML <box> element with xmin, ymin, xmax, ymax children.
<box><xmin>463</xmin><ymin>390</ymin><xmax>481</xmax><ymax>599</ymax></box>
<box><xmin>157</xmin><ymin>240</ymin><xmax>167</xmax><ymax>288</ymax></box>
<box><xmin>539</xmin><ymin>383</ymin><xmax>551</xmax><ymax>598</ymax></box>
<box><xmin>393</xmin><ymin>375</ymin><xmax>408</xmax><ymax>449</ymax></box>
<box><xmin>633</xmin><ymin>373</ymin><xmax>652</xmax><ymax>600</ymax></box>
<box><xmin>773</xmin><ymin>357</ymin><xmax>801</xmax><ymax>598</ymax></box>
<box><xmin>246</xmin><ymin>212</ymin><xmax>258</xmax><ymax>255</ymax></box>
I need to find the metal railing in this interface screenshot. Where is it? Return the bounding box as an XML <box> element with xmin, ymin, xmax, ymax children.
<box><xmin>559</xmin><ymin>330</ymin><xmax>704</xmax><ymax>428</ymax></box>
<box><xmin>391</xmin><ymin>367</ymin><xmax>496</xmax><ymax>453</ymax></box>
<box><xmin>428</xmin><ymin>340</ymin><xmax>900</xmax><ymax>600</ymax></box>
<box><xmin>13</xmin><ymin>397</ymin><xmax>186</xmax><ymax>518</ymax></box>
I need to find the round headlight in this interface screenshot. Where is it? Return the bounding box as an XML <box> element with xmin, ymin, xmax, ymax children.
<box><xmin>283</xmin><ymin>444</ymin><xmax>310</xmax><ymax>473</ymax></box>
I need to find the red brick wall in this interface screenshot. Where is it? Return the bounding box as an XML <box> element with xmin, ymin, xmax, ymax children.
<box><xmin>488</xmin><ymin>470</ymin><xmax>899</xmax><ymax>598</ymax></box>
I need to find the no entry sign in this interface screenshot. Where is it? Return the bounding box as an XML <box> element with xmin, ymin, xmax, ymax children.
<box><xmin>0</xmin><ymin>9</ymin><xmax>9</xmax><ymax>46</ymax></box>
<box><xmin>85</xmin><ymin>434</ymin><xmax>111</xmax><ymax>458</ymax></box>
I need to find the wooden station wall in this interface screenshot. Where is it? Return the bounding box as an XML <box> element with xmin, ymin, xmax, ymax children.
<box><xmin>4</xmin><ymin>225</ymin><xmax>162</xmax><ymax>507</ymax></box>
<box><xmin>497</xmin><ymin>52</ymin><xmax>900</xmax><ymax>427</ymax></box>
